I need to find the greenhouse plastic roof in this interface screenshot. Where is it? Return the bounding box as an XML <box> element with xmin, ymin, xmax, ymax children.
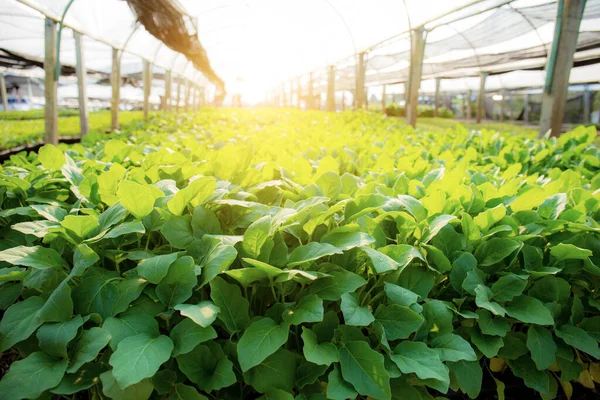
<box><xmin>1</xmin><ymin>0</ymin><xmax>599</xmax><ymax>102</ymax></box>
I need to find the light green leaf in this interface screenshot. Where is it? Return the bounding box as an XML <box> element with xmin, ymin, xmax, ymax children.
<box><xmin>237</xmin><ymin>317</ymin><xmax>289</xmax><ymax>372</ymax></box>
<box><xmin>550</xmin><ymin>243</ymin><xmax>592</xmax><ymax>262</ymax></box>
<box><xmin>109</xmin><ymin>333</ymin><xmax>173</xmax><ymax>388</ymax></box>
<box><xmin>423</xmin><ymin>214</ymin><xmax>457</xmax><ymax>243</ymax></box>
<box><xmin>156</xmin><ymin>256</ymin><xmax>196</xmax><ymax>307</ymax></box>
<box><xmin>242</xmin><ymin>216</ymin><xmax>272</xmax><ymax>259</ymax></box>
<box><xmin>379</xmin><ymin>244</ymin><xmax>426</xmax><ymax>268</ymax></box>
<box><xmin>384</xmin><ymin>282</ymin><xmax>419</xmax><ymax>306</ymax></box>
<box><xmin>526</xmin><ymin>326</ymin><xmax>556</xmax><ymax>370</ymax></box>
<box><xmin>174</xmin><ymin>301</ymin><xmax>220</xmax><ymax>328</ymax></box>
<box><xmin>137</xmin><ymin>253</ymin><xmax>179</xmax><ymax>284</ymax></box>
<box><xmin>210</xmin><ymin>276</ymin><xmax>250</xmax><ymax>334</ymax></box>
<box><xmin>117</xmin><ymin>180</ymin><xmax>155</xmax><ymax>219</ymax></box>
<box><xmin>0</xmin><ymin>245</ymin><xmax>63</xmax><ymax>270</ymax></box>
<box><xmin>374</xmin><ymin>304</ymin><xmax>424</xmax><ymax>340</ymax></box>
<box><xmin>474</xmin><ymin>205</ymin><xmax>506</xmax><ymax>231</ymax></box>
<box><xmin>361</xmin><ymin>246</ymin><xmax>400</xmax><ymax>274</ymax></box>
<box><xmin>309</xmin><ymin>269</ymin><xmax>367</xmax><ymax>301</ymax></box>
<box><xmin>504</xmin><ymin>295</ymin><xmax>554</xmax><ymax>325</ymax></box>
<box><xmin>39</xmin><ymin>144</ymin><xmax>66</xmax><ymax>170</ymax></box>
<box><xmin>341</xmin><ymin>292</ymin><xmax>374</xmax><ymax>326</ymax></box>
<box><xmin>71</xmin><ymin>244</ymin><xmax>100</xmax><ymax>277</ymax></box>
<box><xmin>391</xmin><ymin>341</ymin><xmax>448</xmax><ymax>383</ymax></box>
<box><xmin>104</xmin><ymin>220</ymin><xmax>145</xmax><ymax>239</ymax></box>
<box><xmin>170</xmin><ymin>318</ymin><xmax>217</xmax><ymax>356</ymax></box>
<box><xmin>430</xmin><ymin>333</ymin><xmax>477</xmax><ymax>362</ymax></box>
<box><xmin>339</xmin><ymin>341</ymin><xmax>391</xmax><ymax>400</ymax></box>
<box><xmin>283</xmin><ymin>294</ymin><xmax>323</xmax><ymax>325</ymax></box>
<box><xmin>67</xmin><ymin>327</ymin><xmax>111</xmax><ymax>373</ymax></box>
<box><xmin>538</xmin><ymin>193</ymin><xmax>567</xmax><ymax>219</ymax></box>
<box><xmin>61</xmin><ymin>215</ymin><xmax>99</xmax><ymax>239</ymax></box>
<box><xmin>168</xmin><ymin>176</ymin><xmax>216</xmax><ymax>216</ymax></box>
<box><xmin>327</xmin><ymin>364</ymin><xmax>358</xmax><ymax>400</ymax></box>
<box><xmin>301</xmin><ymin>327</ymin><xmax>339</xmax><ymax>366</ymax></box>
<box><xmin>288</xmin><ymin>242</ymin><xmax>343</xmax><ymax>266</ymax></box>
<box><xmin>322</xmin><ymin>231</ymin><xmax>375</xmax><ymax>251</ymax></box>
<box><xmin>0</xmin><ymin>351</ymin><xmax>67</xmax><ymax>400</ymax></box>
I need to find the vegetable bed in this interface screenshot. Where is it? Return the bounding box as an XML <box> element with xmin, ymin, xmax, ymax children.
<box><xmin>0</xmin><ymin>109</ymin><xmax>599</xmax><ymax>400</ymax></box>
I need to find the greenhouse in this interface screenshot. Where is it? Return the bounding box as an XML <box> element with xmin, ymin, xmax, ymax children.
<box><xmin>0</xmin><ymin>1</ymin><xmax>599</xmax><ymax>400</ymax></box>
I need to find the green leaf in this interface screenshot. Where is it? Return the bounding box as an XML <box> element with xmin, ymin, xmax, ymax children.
<box><xmin>137</xmin><ymin>253</ymin><xmax>179</xmax><ymax>284</ymax></box>
<box><xmin>339</xmin><ymin>341</ymin><xmax>391</xmax><ymax>400</ymax></box>
<box><xmin>0</xmin><ymin>245</ymin><xmax>63</xmax><ymax>269</ymax></box>
<box><xmin>243</xmin><ymin>348</ymin><xmax>296</xmax><ymax>393</ymax></box>
<box><xmin>301</xmin><ymin>327</ymin><xmax>339</xmax><ymax>366</ymax></box>
<box><xmin>167</xmin><ymin>176</ymin><xmax>216</xmax><ymax>216</ymax></box>
<box><xmin>430</xmin><ymin>333</ymin><xmax>477</xmax><ymax>362</ymax></box>
<box><xmin>422</xmin><ymin>214</ymin><xmax>457</xmax><ymax>243</ymax></box>
<box><xmin>39</xmin><ymin>279</ymin><xmax>73</xmax><ymax>322</ymax></box>
<box><xmin>61</xmin><ymin>215</ymin><xmax>99</xmax><ymax>239</ymax></box>
<box><xmin>0</xmin><ymin>351</ymin><xmax>67</xmax><ymax>400</ymax></box>
<box><xmin>374</xmin><ymin>304</ymin><xmax>424</xmax><ymax>340</ymax></box>
<box><xmin>327</xmin><ymin>365</ymin><xmax>358</xmax><ymax>400</ymax></box>
<box><xmin>384</xmin><ymin>282</ymin><xmax>419</xmax><ymax>306</ymax></box>
<box><xmin>176</xmin><ymin>342</ymin><xmax>236</xmax><ymax>392</ymax></box>
<box><xmin>52</xmin><ymin>364</ymin><xmax>105</xmax><ymax>395</ymax></box>
<box><xmin>448</xmin><ymin>360</ymin><xmax>482</xmax><ymax>399</ymax></box>
<box><xmin>507</xmin><ymin>356</ymin><xmax>550</xmax><ymax>395</ymax></box>
<box><xmin>36</xmin><ymin>315</ymin><xmax>84</xmax><ymax>358</ymax></box>
<box><xmin>67</xmin><ymin>327</ymin><xmax>111</xmax><ymax>373</ymax></box>
<box><xmin>491</xmin><ymin>274</ymin><xmax>528</xmax><ymax>302</ymax></box>
<box><xmin>550</xmin><ymin>243</ymin><xmax>592</xmax><ymax>262</ymax></box>
<box><xmin>379</xmin><ymin>244</ymin><xmax>425</xmax><ymax>269</ymax></box>
<box><xmin>242</xmin><ymin>216</ymin><xmax>272</xmax><ymax>259</ymax></box>
<box><xmin>156</xmin><ymin>256</ymin><xmax>197</xmax><ymax>307</ymax></box>
<box><xmin>100</xmin><ymin>371</ymin><xmax>154</xmax><ymax>400</ymax></box>
<box><xmin>109</xmin><ymin>333</ymin><xmax>173</xmax><ymax>388</ymax></box>
<box><xmin>72</xmin><ymin>244</ymin><xmax>100</xmax><ymax>277</ymax></box>
<box><xmin>0</xmin><ymin>296</ymin><xmax>44</xmax><ymax>352</ymax></box>
<box><xmin>469</xmin><ymin>328</ymin><xmax>504</xmax><ymax>358</ymax></box>
<box><xmin>361</xmin><ymin>246</ymin><xmax>400</xmax><ymax>274</ymax></box>
<box><xmin>341</xmin><ymin>292</ymin><xmax>374</xmax><ymax>326</ymax></box>
<box><xmin>296</xmin><ymin>359</ymin><xmax>328</xmax><ymax>388</ymax></box>
<box><xmin>283</xmin><ymin>294</ymin><xmax>323</xmax><ymax>325</ymax></box>
<box><xmin>117</xmin><ymin>180</ymin><xmax>155</xmax><ymax>219</ymax></box>
<box><xmin>288</xmin><ymin>242</ymin><xmax>343</xmax><ymax>266</ymax></box>
<box><xmin>210</xmin><ymin>276</ymin><xmax>250</xmax><ymax>334</ymax></box>
<box><xmin>259</xmin><ymin>388</ymin><xmax>295</xmax><ymax>400</ymax></box>
<box><xmin>170</xmin><ymin>383</ymin><xmax>209</xmax><ymax>400</ymax></box>
<box><xmin>72</xmin><ymin>268</ymin><xmax>121</xmax><ymax>320</ymax></box>
<box><xmin>475</xmin><ymin>238</ymin><xmax>521</xmax><ymax>266</ymax></box>
<box><xmin>526</xmin><ymin>326</ymin><xmax>556</xmax><ymax>370</ymax></box>
<box><xmin>474</xmin><ymin>204</ymin><xmax>506</xmax><ymax>231</ymax></box>
<box><xmin>170</xmin><ymin>318</ymin><xmax>217</xmax><ymax>356</ymax></box>
<box><xmin>391</xmin><ymin>341</ymin><xmax>449</xmax><ymax>383</ymax></box>
<box><xmin>237</xmin><ymin>317</ymin><xmax>289</xmax><ymax>372</ymax></box>
<box><xmin>476</xmin><ymin>310</ymin><xmax>510</xmax><ymax>337</ymax></box>
<box><xmin>475</xmin><ymin>285</ymin><xmax>506</xmax><ymax>316</ymax></box>
<box><xmin>309</xmin><ymin>269</ymin><xmax>367</xmax><ymax>301</ymax></box>
<box><xmin>555</xmin><ymin>324</ymin><xmax>600</xmax><ymax>358</ymax></box>
<box><xmin>39</xmin><ymin>144</ymin><xmax>66</xmax><ymax>170</ymax></box>
<box><xmin>161</xmin><ymin>215</ymin><xmax>194</xmax><ymax>249</ymax></box>
<box><xmin>103</xmin><ymin>308</ymin><xmax>159</xmax><ymax>350</ymax></box>
<box><xmin>174</xmin><ymin>301</ymin><xmax>220</xmax><ymax>327</ymax></box>
<box><xmin>104</xmin><ymin>220</ymin><xmax>146</xmax><ymax>239</ymax></box>
<box><xmin>199</xmin><ymin>242</ymin><xmax>237</xmax><ymax>286</ymax></box>
<box><xmin>322</xmin><ymin>231</ymin><xmax>375</xmax><ymax>251</ymax></box>
<box><xmin>538</xmin><ymin>193</ymin><xmax>567</xmax><ymax>219</ymax></box>
<box><xmin>504</xmin><ymin>295</ymin><xmax>554</xmax><ymax>325</ymax></box>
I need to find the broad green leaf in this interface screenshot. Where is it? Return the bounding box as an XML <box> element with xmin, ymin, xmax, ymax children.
<box><xmin>39</xmin><ymin>279</ymin><xmax>73</xmax><ymax>322</ymax></box>
<box><xmin>550</xmin><ymin>243</ymin><xmax>592</xmax><ymax>262</ymax></box>
<box><xmin>474</xmin><ymin>205</ymin><xmax>506</xmax><ymax>231</ymax></box>
<box><xmin>422</xmin><ymin>244</ymin><xmax>452</xmax><ymax>273</ymax></box>
<box><xmin>448</xmin><ymin>360</ymin><xmax>482</xmax><ymax>399</ymax></box>
<box><xmin>137</xmin><ymin>253</ymin><xmax>179</xmax><ymax>284</ymax></box>
<box><xmin>526</xmin><ymin>326</ymin><xmax>556</xmax><ymax>370</ymax></box>
<box><xmin>339</xmin><ymin>341</ymin><xmax>391</xmax><ymax>400</ymax></box>
<box><xmin>538</xmin><ymin>193</ymin><xmax>567</xmax><ymax>219</ymax></box>
<box><xmin>475</xmin><ymin>238</ymin><xmax>521</xmax><ymax>266</ymax></box>
<box><xmin>475</xmin><ymin>285</ymin><xmax>506</xmax><ymax>316</ymax></box>
<box><xmin>199</xmin><ymin>242</ymin><xmax>237</xmax><ymax>286</ymax></box>
<box><xmin>361</xmin><ymin>246</ymin><xmax>400</xmax><ymax>274</ymax></box>
<box><xmin>109</xmin><ymin>333</ymin><xmax>173</xmax><ymax>388</ymax></box>
<box><xmin>170</xmin><ymin>383</ymin><xmax>209</xmax><ymax>400</ymax></box>
<box><xmin>341</xmin><ymin>292</ymin><xmax>374</xmax><ymax>326</ymax></box>
<box><xmin>283</xmin><ymin>294</ymin><xmax>323</xmax><ymax>325</ymax></box>
<box><xmin>174</xmin><ymin>301</ymin><xmax>220</xmax><ymax>327</ymax></box>
<box><xmin>555</xmin><ymin>324</ymin><xmax>600</xmax><ymax>358</ymax></box>
<box><xmin>243</xmin><ymin>348</ymin><xmax>296</xmax><ymax>393</ymax></box>
<box><xmin>161</xmin><ymin>215</ymin><xmax>194</xmax><ymax>249</ymax></box>
<box><xmin>0</xmin><ymin>245</ymin><xmax>63</xmax><ymax>270</ymax></box>
<box><xmin>384</xmin><ymin>282</ymin><xmax>419</xmax><ymax>306</ymax></box>
<box><xmin>301</xmin><ymin>327</ymin><xmax>339</xmax><ymax>366</ymax></box>
<box><xmin>379</xmin><ymin>244</ymin><xmax>425</xmax><ymax>268</ymax></box>
<box><xmin>327</xmin><ymin>364</ymin><xmax>358</xmax><ymax>400</ymax></box>
<box><xmin>243</xmin><ymin>257</ymin><xmax>284</xmax><ymax>279</ymax></box>
<box><xmin>100</xmin><ymin>371</ymin><xmax>153</xmax><ymax>400</ymax></box>
<box><xmin>259</xmin><ymin>388</ymin><xmax>295</xmax><ymax>400</ymax></box>
<box><xmin>296</xmin><ymin>359</ymin><xmax>328</xmax><ymax>388</ymax></box>
<box><xmin>0</xmin><ymin>296</ymin><xmax>44</xmax><ymax>351</ymax></box>
<box><xmin>391</xmin><ymin>341</ymin><xmax>449</xmax><ymax>383</ymax></box>
<box><xmin>507</xmin><ymin>356</ymin><xmax>551</xmax><ymax>395</ymax></box>
<box><xmin>288</xmin><ymin>242</ymin><xmax>343</xmax><ymax>266</ymax></box>
<box><xmin>422</xmin><ymin>214</ymin><xmax>457</xmax><ymax>243</ymax></box>
<box><xmin>374</xmin><ymin>304</ymin><xmax>424</xmax><ymax>340</ymax></box>
<box><xmin>117</xmin><ymin>180</ymin><xmax>155</xmax><ymax>219</ymax></box>
<box><xmin>476</xmin><ymin>309</ymin><xmax>510</xmax><ymax>337</ymax></box>
<box><xmin>72</xmin><ymin>268</ymin><xmax>121</xmax><ymax>319</ymax></box>
<box><xmin>491</xmin><ymin>274</ymin><xmax>528</xmax><ymax>302</ymax></box>
<box><xmin>176</xmin><ymin>343</ymin><xmax>236</xmax><ymax>392</ymax></box>
<box><xmin>469</xmin><ymin>328</ymin><xmax>504</xmax><ymax>358</ymax></box>
<box><xmin>210</xmin><ymin>276</ymin><xmax>250</xmax><ymax>334</ymax></box>
<box><xmin>39</xmin><ymin>144</ymin><xmax>66</xmax><ymax>170</ymax></box>
<box><xmin>36</xmin><ymin>315</ymin><xmax>84</xmax><ymax>358</ymax></box>
<box><xmin>0</xmin><ymin>351</ymin><xmax>67</xmax><ymax>399</ymax></box>
<box><xmin>61</xmin><ymin>215</ymin><xmax>99</xmax><ymax>239</ymax></box>
<box><xmin>168</xmin><ymin>176</ymin><xmax>216</xmax><ymax>216</ymax></box>
<box><xmin>71</xmin><ymin>243</ymin><xmax>100</xmax><ymax>277</ymax></box>
<box><xmin>103</xmin><ymin>308</ymin><xmax>159</xmax><ymax>350</ymax></box>
<box><xmin>170</xmin><ymin>318</ymin><xmax>217</xmax><ymax>356</ymax></box>
<box><xmin>103</xmin><ymin>220</ymin><xmax>145</xmax><ymax>239</ymax></box>
<box><xmin>309</xmin><ymin>269</ymin><xmax>367</xmax><ymax>300</ymax></box>
<box><xmin>504</xmin><ymin>295</ymin><xmax>554</xmax><ymax>325</ymax></box>
<box><xmin>237</xmin><ymin>317</ymin><xmax>289</xmax><ymax>371</ymax></box>
<box><xmin>156</xmin><ymin>256</ymin><xmax>196</xmax><ymax>307</ymax></box>
<box><xmin>242</xmin><ymin>216</ymin><xmax>272</xmax><ymax>259</ymax></box>
<box><xmin>430</xmin><ymin>333</ymin><xmax>477</xmax><ymax>362</ymax></box>
<box><xmin>322</xmin><ymin>231</ymin><xmax>375</xmax><ymax>251</ymax></box>
<box><xmin>52</xmin><ymin>364</ymin><xmax>105</xmax><ymax>395</ymax></box>
<box><xmin>67</xmin><ymin>327</ymin><xmax>111</xmax><ymax>373</ymax></box>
